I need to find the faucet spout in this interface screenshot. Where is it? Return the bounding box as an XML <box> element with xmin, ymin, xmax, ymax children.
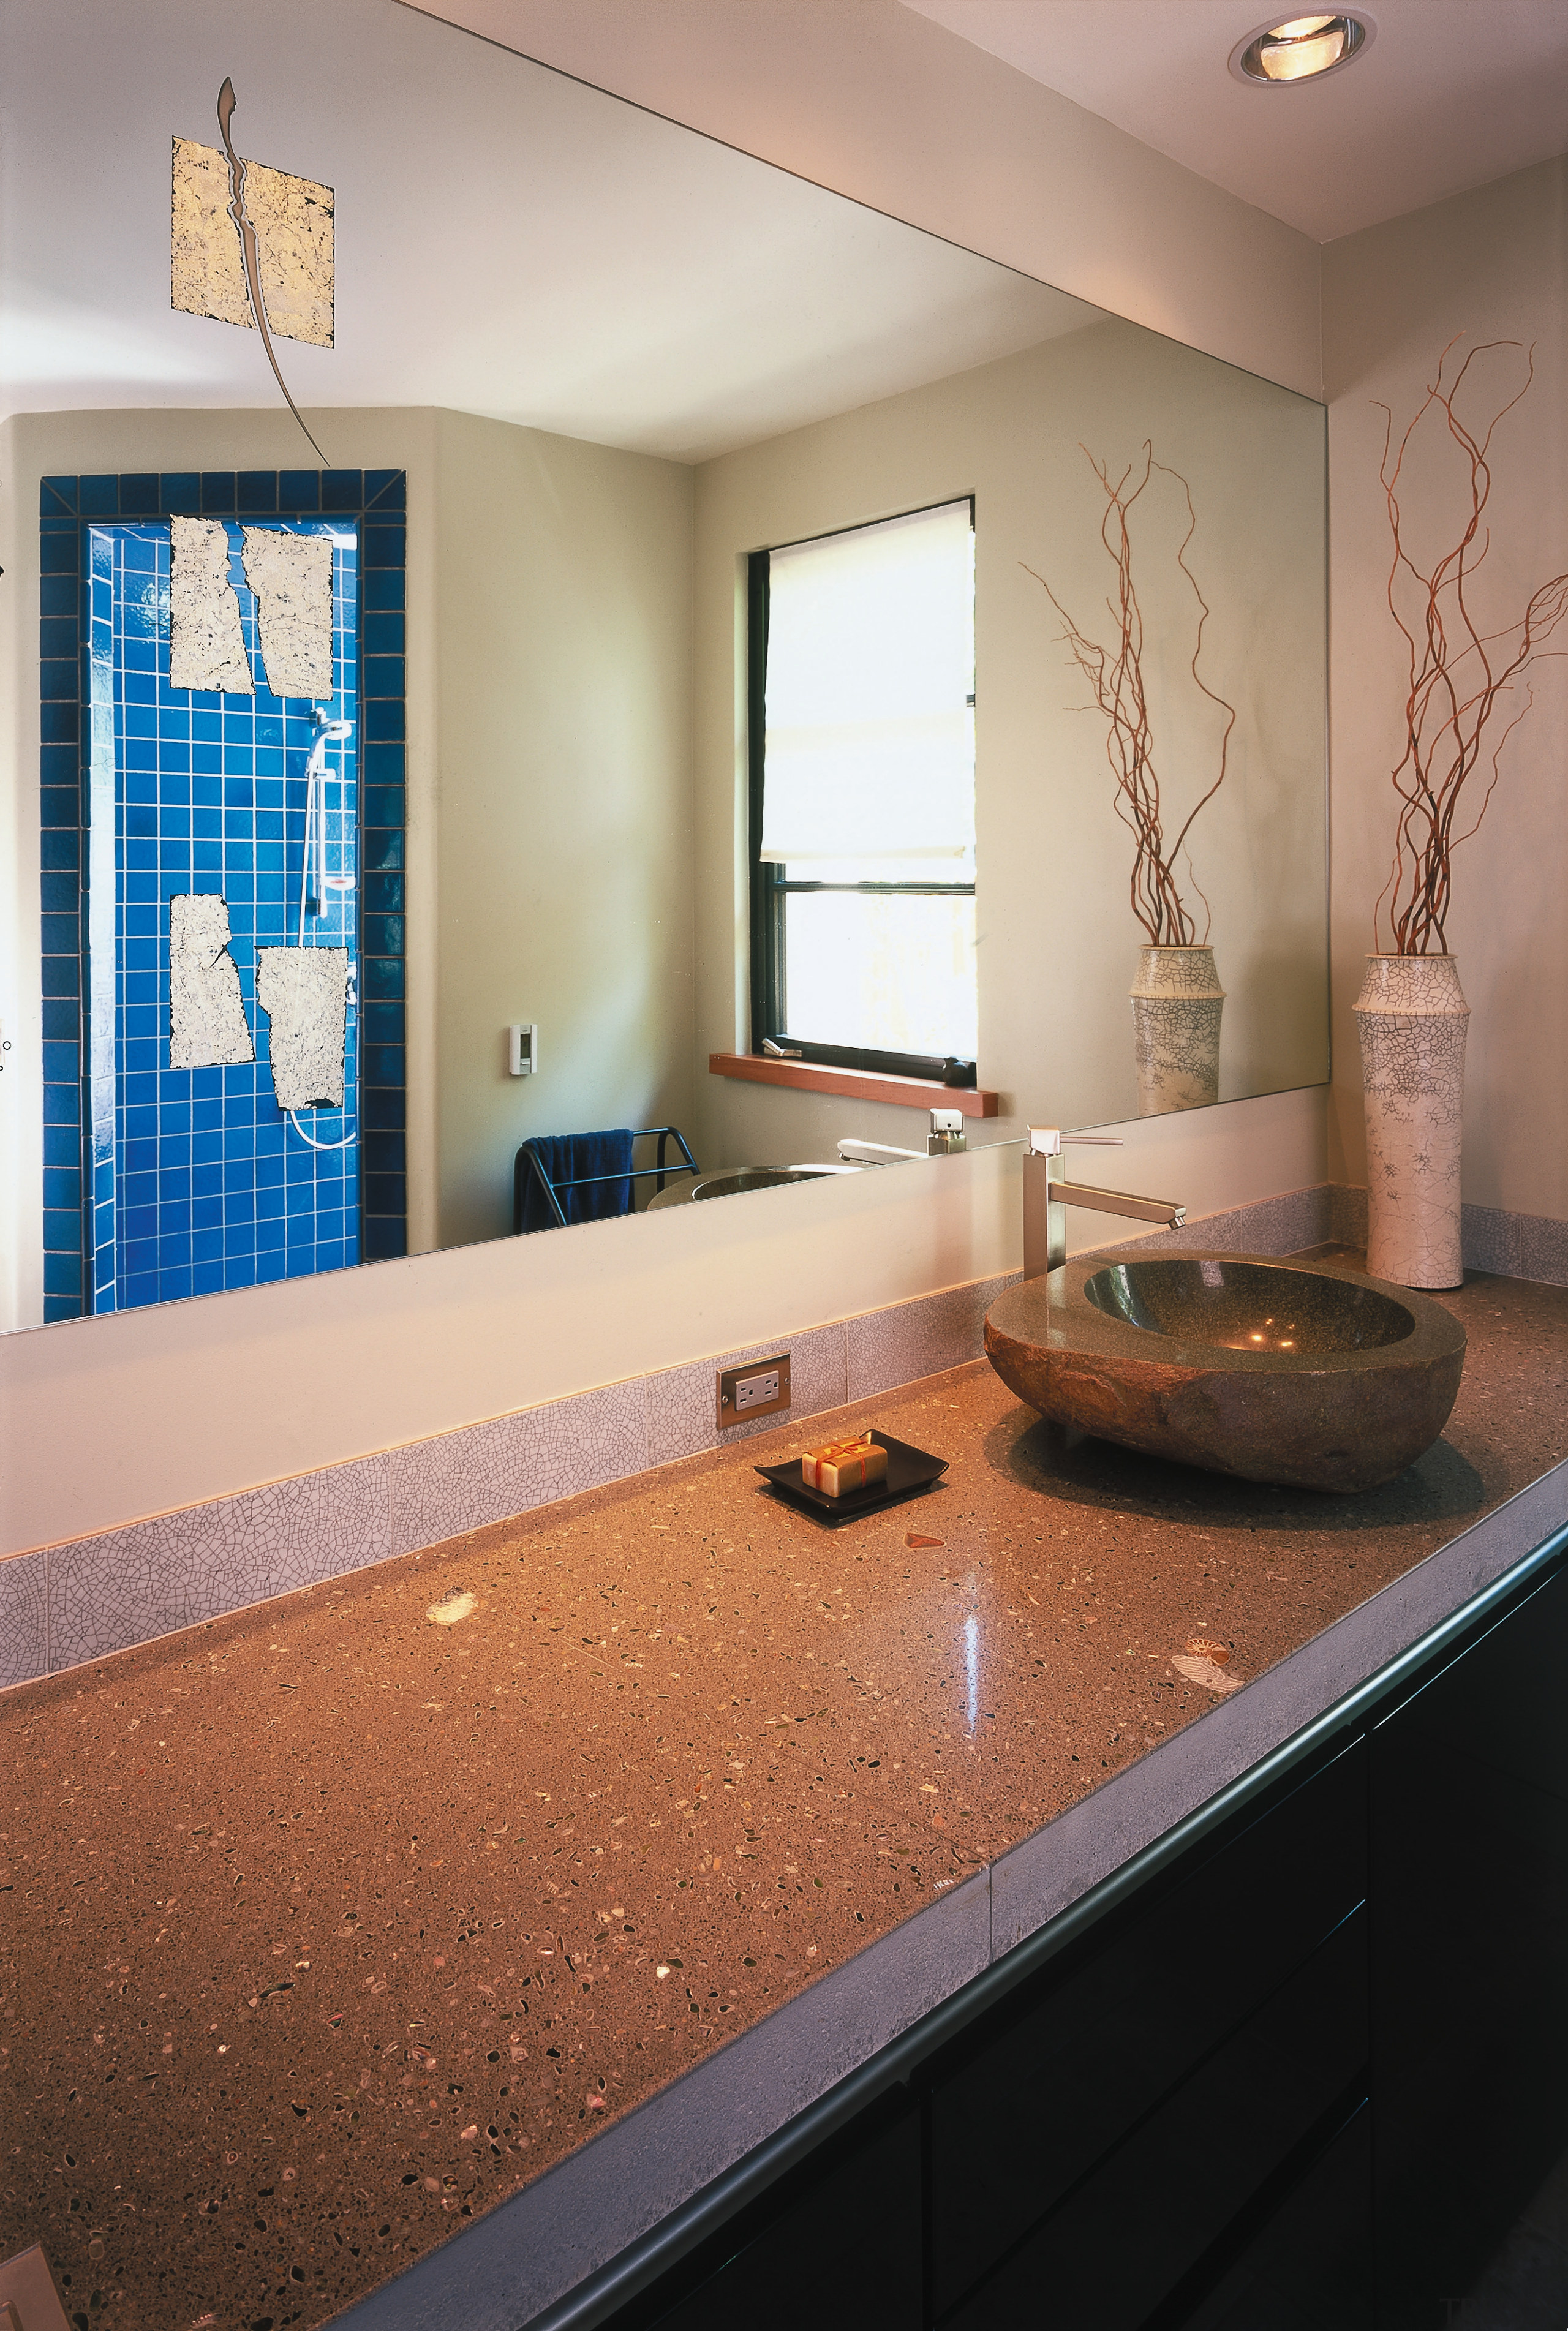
<box><xmin>1023</xmin><ymin>1127</ymin><xmax>1186</xmax><ymax>1280</ymax></box>
<box><xmin>1050</xmin><ymin>1180</ymin><xmax>1186</xmax><ymax>1230</ymax></box>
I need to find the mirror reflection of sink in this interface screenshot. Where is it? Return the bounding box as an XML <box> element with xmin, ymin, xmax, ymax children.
<box><xmin>985</xmin><ymin>1252</ymin><xmax>1466</xmax><ymax>1493</ymax></box>
<box><xmin>646</xmin><ymin>1164</ymin><xmax>858</xmax><ymax>1210</ymax></box>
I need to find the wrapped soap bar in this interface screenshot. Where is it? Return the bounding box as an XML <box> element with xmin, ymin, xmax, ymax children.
<box><xmin>801</xmin><ymin>1433</ymin><xmax>888</xmax><ymax>1497</ymax></box>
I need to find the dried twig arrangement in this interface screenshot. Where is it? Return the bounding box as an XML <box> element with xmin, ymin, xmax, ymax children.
<box><xmin>1024</xmin><ymin>443</ymin><xmax>1236</xmax><ymax>946</ymax></box>
<box><xmin>1376</xmin><ymin>337</ymin><xmax>1568</xmax><ymax>955</ymax></box>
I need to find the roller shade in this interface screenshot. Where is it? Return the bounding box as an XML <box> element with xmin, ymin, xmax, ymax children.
<box><xmin>759</xmin><ymin>499</ymin><xmax>975</xmax><ymax>868</ymax></box>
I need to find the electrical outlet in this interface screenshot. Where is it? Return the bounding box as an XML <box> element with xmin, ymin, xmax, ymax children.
<box><xmin>716</xmin><ymin>1352</ymin><xmax>791</xmax><ymax>1430</ymax></box>
<box><xmin>736</xmin><ymin>1368</ymin><xmax>779</xmax><ymax>1411</ymax></box>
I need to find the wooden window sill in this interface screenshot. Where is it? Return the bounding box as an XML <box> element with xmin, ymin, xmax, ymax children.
<box><xmin>708</xmin><ymin>1052</ymin><xmax>999</xmax><ymax>1117</ymax></box>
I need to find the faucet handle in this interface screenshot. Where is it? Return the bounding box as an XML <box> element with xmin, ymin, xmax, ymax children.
<box><xmin>1027</xmin><ymin>1126</ymin><xmax>1125</xmax><ymax>1156</ymax></box>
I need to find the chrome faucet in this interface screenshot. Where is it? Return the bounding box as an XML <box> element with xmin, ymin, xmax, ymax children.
<box><xmin>1023</xmin><ymin>1126</ymin><xmax>1186</xmax><ymax>1280</ymax></box>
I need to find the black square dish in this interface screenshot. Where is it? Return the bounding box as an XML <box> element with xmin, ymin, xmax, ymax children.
<box><xmin>753</xmin><ymin>1431</ymin><xmax>949</xmax><ymax>1526</ymax></box>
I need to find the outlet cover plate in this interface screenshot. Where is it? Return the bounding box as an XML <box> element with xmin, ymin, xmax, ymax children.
<box><xmin>716</xmin><ymin>1352</ymin><xmax>791</xmax><ymax>1431</ymax></box>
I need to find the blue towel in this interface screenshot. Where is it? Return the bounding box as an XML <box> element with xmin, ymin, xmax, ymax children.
<box><xmin>516</xmin><ymin>1130</ymin><xmax>635</xmax><ymax>1232</ymax></box>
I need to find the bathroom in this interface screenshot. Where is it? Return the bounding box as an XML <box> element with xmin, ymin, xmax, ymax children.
<box><xmin>2</xmin><ymin>2</ymin><xmax>1566</xmax><ymax>2327</ymax></box>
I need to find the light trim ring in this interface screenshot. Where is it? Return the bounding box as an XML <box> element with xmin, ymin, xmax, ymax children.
<box><xmin>1229</xmin><ymin>10</ymin><xmax>1376</xmax><ymax>86</ymax></box>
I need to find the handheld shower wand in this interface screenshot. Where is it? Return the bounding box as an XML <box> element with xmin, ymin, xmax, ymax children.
<box><xmin>286</xmin><ymin>709</ymin><xmax>358</xmax><ymax>1153</ymax></box>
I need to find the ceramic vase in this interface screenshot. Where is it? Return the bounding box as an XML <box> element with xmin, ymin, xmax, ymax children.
<box><xmin>1354</xmin><ymin>953</ymin><xmax>1469</xmax><ymax>1290</ymax></box>
<box><xmin>1129</xmin><ymin>944</ymin><xmax>1225</xmax><ymax>1116</ymax></box>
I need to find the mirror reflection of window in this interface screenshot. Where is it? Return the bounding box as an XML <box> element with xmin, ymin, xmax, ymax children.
<box><xmin>752</xmin><ymin>498</ymin><xmax>978</xmax><ymax>1075</ymax></box>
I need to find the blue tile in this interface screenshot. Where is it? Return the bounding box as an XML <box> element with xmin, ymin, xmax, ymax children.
<box><xmin>279</xmin><ymin>470</ymin><xmax>320</xmax><ymax>512</ymax></box>
<box><xmin>364</xmin><ymin>569</ymin><xmax>404</xmax><ymax>612</ymax></box>
<box><xmin>320</xmin><ymin>470</ymin><xmax>364</xmax><ymax>511</ymax></box>
<box><xmin>363</xmin><ymin>999</ymin><xmax>404</xmax><ymax>1044</ymax></box>
<box><xmin>363</xmin><ymin>699</ymin><xmax>404</xmax><ymax>743</ymax></box>
<box><xmin>363</xmin><ymin>524</ymin><xmax>405</xmax><ymax>568</ymax></box>
<box><xmin>40</xmin><ymin>575</ymin><xmax>78</xmax><ymax>620</ymax></box>
<box><xmin>118</xmin><ymin>475</ymin><xmax>159</xmax><ymax>514</ymax></box>
<box><xmin>201</xmin><ymin>472</ymin><xmax>238</xmax><ymax>514</ymax></box>
<box><xmin>160</xmin><ymin>473</ymin><xmax>201</xmax><ymax>514</ymax></box>
<box><xmin>43</xmin><ymin>1251</ymin><xmax>82</xmax><ymax>1297</ymax></box>
<box><xmin>364</xmin><ymin>471</ymin><xmax>405</xmax><ymax>510</ymax></box>
<box><xmin>41</xmin><ymin>476</ymin><xmax>77</xmax><ymax>515</ymax></box>
<box><xmin>44</xmin><ymin>1166</ymin><xmax>83</xmax><ymax>1210</ymax></box>
<box><xmin>40</xmin><ymin>616</ymin><xmax>77</xmax><ymax>661</ymax></box>
<box><xmin>40</xmin><ymin>786</ymin><xmax>78</xmax><ymax>828</ymax></box>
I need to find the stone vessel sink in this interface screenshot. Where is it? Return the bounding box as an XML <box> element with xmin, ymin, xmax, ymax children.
<box><xmin>984</xmin><ymin>1252</ymin><xmax>1466</xmax><ymax>1493</ymax></box>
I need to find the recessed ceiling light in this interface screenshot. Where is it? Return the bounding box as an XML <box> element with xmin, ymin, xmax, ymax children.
<box><xmin>1229</xmin><ymin>10</ymin><xmax>1375</xmax><ymax>86</ymax></box>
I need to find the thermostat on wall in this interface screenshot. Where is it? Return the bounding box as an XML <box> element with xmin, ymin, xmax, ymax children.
<box><xmin>508</xmin><ymin>1023</ymin><xmax>538</xmax><ymax>1077</ymax></box>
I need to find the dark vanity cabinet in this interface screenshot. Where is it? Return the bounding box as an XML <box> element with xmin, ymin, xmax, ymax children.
<box><xmin>1371</xmin><ymin>1555</ymin><xmax>1568</xmax><ymax>2327</ymax></box>
<box><xmin>595</xmin><ymin>1545</ymin><xmax>1568</xmax><ymax>2331</ymax></box>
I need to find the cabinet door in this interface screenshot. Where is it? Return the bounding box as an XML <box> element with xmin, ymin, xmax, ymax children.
<box><xmin>928</xmin><ymin>1737</ymin><xmax>1368</xmax><ymax>2316</ymax></box>
<box><xmin>1373</xmin><ymin>1559</ymin><xmax>1568</xmax><ymax>2329</ymax></box>
<box><xmin>1175</xmin><ymin>2098</ymin><xmax>1373</xmax><ymax>2331</ymax></box>
<box><xmin>638</xmin><ymin>2092</ymin><xmax>922</xmax><ymax>2331</ymax></box>
<box><xmin>941</xmin><ymin>1907</ymin><xmax>1370</xmax><ymax>2330</ymax></box>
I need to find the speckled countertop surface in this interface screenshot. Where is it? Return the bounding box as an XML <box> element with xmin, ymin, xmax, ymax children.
<box><xmin>4</xmin><ymin>1263</ymin><xmax>1567</xmax><ymax>2331</ymax></box>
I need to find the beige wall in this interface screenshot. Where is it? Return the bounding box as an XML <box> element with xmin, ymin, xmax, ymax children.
<box><xmin>0</xmin><ymin>1</ymin><xmax>1335</xmax><ymax>1560</ymax></box>
<box><xmin>431</xmin><ymin>412</ymin><xmax>695</xmax><ymax>1250</ymax></box>
<box><xmin>1322</xmin><ymin>156</ymin><xmax>1568</xmax><ymax>1218</ymax></box>
<box><xmin>692</xmin><ymin>319</ymin><xmax>1328</xmax><ymax>1169</ymax></box>
<box><xmin>417</xmin><ymin>0</ymin><xmax>1324</xmax><ymax>401</ymax></box>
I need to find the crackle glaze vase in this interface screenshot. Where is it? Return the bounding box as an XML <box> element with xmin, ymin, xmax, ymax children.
<box><xmin>1354</xmin><ymin>952</ymin><xmax>1469</xmax><ymax>1290</ymax></box>
<box><xmin>1129</xmin><ymin>943</ymin><xmax>1225</xmax><ymax>1116</ymax></box>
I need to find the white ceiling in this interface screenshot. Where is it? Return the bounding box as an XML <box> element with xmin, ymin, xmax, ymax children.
<box><xmin>900</xmin><ymin>0</ymin><xmax>1568</xmax><ymax>244</ymax></box>
<box><xmin>2</xmin><ymin>0</ymin><xmax>1088</xmax><ymax>458</ymax></box>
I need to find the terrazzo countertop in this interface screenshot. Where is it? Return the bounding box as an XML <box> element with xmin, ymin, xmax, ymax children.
<box><xmin>4</xmin><ymin>1263</ymin><xmax>1568</xmax><ymax>2331</ymax></box>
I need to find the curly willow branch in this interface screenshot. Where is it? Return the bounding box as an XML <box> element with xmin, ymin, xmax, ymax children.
<box><xmin>1022</xmin><ymin>442</ymin><xmax>1237</xmax><ymax>946</ymax></box>
<box><xmin>1373</xmin><ymin>336</ymin><xmax>1568</xmax><ymax>955</ymax></box>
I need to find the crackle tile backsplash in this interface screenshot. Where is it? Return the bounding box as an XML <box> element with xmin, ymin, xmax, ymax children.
<box><xmin>13</xmin><ymin>1177</ymin><xmax>1561</xmax><ymax>1691</ymax></box>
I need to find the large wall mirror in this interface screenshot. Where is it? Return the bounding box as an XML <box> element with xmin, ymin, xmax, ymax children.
<box><xmin>1</xmin><ymin>0</ymin><xmax>1327</xmax><ymax>1331</ymax></box>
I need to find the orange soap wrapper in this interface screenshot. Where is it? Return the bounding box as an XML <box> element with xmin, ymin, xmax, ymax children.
<box><xmin>801</xmin><ymin>1432</ymin><xmax>888</xmax><ymax>1497</ymax></box>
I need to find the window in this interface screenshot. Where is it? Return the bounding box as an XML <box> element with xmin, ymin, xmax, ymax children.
<box><xmin>748</xmin><ymin>498</ymin><xmax>978</xmax><ymax>1082</ymax></box>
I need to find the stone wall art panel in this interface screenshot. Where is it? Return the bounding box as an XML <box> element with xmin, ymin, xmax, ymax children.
<box><xmin>168</xmin><ymin>893</ymin><xmax>254</xmax><ymax>1069</ymax></box>
<box><xmin>256</xmin><ymin>947</ymin><xmax>349</xmax><ymax>1110</ymax></box>
<box><xmin>170</xmin><ymin>134</ymin><xmax>334</xmax><ymax>348</ymax></box>
<box><xmin>241</xmin><ymin>527</ymin><xmax>334</xmax><ymax>699</ymax></box>
<box><xmin>168</xmin><ymin>513</ymin><xmax>252</xmax><ymax>693</ymax></box>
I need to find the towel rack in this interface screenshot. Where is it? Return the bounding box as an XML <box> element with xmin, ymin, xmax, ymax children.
<box><xmin>513</xmin><ymin>1125</ymin><xmax>699</xmax><ymax>1232</ymax></box>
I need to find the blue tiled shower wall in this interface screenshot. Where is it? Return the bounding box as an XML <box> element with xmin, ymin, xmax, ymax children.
<box><xmin>40</xmin><ymin>470</ymin><xmax>407</xmax><ymax>1323</ymax></box>
<box><xmin>90</xmin><ymin>519</ymin><xmax>360</xmax><ymax>1310</ymax></box>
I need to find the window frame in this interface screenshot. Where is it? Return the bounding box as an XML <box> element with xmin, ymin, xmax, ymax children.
<box><xmin>745</xmin><ymin>499</ymin><xmax>978</xmax><ymax>1086</ymax></box>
